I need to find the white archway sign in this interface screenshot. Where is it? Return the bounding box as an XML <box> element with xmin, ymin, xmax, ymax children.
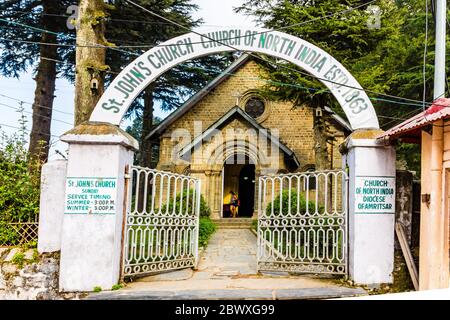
<box><xmin>90</xmin><ymin>27</ymin><xmax>379</xmax><ymax>130</ymax></box>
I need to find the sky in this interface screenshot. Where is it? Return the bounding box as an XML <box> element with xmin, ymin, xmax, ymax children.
<box><xmin>0</xmin><ymin>0</ymin><xmax>257</xmax><ymax>161</ymax></box>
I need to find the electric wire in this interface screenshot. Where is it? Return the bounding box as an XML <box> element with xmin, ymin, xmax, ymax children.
<box><xmin>0</xmin><ymin>101</ymin><xmax>73</xmax><ymax>126</ymax></box>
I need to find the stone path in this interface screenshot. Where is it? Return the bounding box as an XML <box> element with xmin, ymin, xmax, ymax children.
<box><xmin>87</xmin><ymin>229</ymin><xmax>367</xmax><ymax>300</ymax></box>
<box><xmin>195</xmin><ymin>228</ymin><xmax>257</xmax><ymax>278</ymax></box>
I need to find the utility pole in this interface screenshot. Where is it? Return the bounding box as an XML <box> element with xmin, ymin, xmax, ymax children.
<box><xmin>74</xmin><ymin>0</ymin><xmax>110</xmax><ymax>125</ymax></box>
<box><xmin>420</xmin><ymin>0</ymin><xmax>448</xmax><ymax>291</ymax></box>
<box><xmin>434</xmin><ymin>0</ymin><xmax>446</xmax><ymax>100</ymax></box>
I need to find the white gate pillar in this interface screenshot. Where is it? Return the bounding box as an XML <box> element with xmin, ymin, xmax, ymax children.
<box><xmin>58</xmin><ymin>122</ymin><xmax>138</xmax><ymax>292</ymax></box>
<box><xmin>342</xmin><ymin>130</ymin><xmax>396</xmax><ymax>285</ymax></box>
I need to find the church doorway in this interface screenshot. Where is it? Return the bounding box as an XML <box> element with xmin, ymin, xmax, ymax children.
<box><xmin>222</xmin><ymin>156</ymin><xmax>256</xmax><ymax>218</ymax></box>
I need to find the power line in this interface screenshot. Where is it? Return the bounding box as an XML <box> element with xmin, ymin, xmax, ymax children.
<box><xmin>0</xmin><ymin>101</ymin><xmax>73</xmax><ymax>126</ymax></box>
<box><xmin>40</xmin><ymin>56</ymin><xmax>120</xmax><ymax>74</ymax></box>
<box><xmin>0</xmin><ymin>1</ymin><xmax>378</xmax><ymax>42</ymax></box>
<box><xmin>123</xmin><ymin>0</ymin><xmax>436</xmax><ymax>108</ymax></box>
<box><xmin>189</xmin><ymin>63</ymin><xmax>427</xmax><ymax>109</ymax></box>
<box><xmin>0</xmin><ymin>93</ymin><xmax>74</xmax><ymax>116</ymax></box>
<box><xmin>0</xmin><ymin>1</ymin><xmax>380</xmax><ymax>51</ymax></box>
<box><xmin>0</xmin><ymin>17</ymin><xmax>140</xmax><ymax>57</ymax></box>
<box><xmin>0</xmin><ymin>122</ymin><xmax>61</xmax><ymax>139</ymax></box>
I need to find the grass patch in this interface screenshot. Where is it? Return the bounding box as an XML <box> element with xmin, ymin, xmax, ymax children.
<box><xmin>11</xmin><ymin>251</ymin><xmax>25</xmax><ymax>268</ymax></box>
<box><xmin>111</xmin><ymin>284</ymin><xmax>123</xmax><ymax>291</ymax></box>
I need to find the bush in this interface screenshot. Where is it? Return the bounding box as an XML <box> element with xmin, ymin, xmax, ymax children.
<box><xmin>161</xmin><ymin>188</ymin><xmax>211</xmax><ymax>217</ymax></box>
<box><xmin>265</xmin><ymin>189</ymin><xmax>321</xmax><ymax>216</ymax></box>
<box><xmin>251</xmin><ymin>219</ymin><xmax>258</xmax><ymax>231</ymax></box>
<box><xmin>264</xmin><ymin>189</ymin><xmax>343</xmax><ymax>261</ymax></box>
<box><xmin>198</xmin><ymin>217</ymin><xmax>216</xmax><ymax>248</ymax></box>
<box><xmin>0</xmin><ymin>120</ymin><xmax>41</xmax><ymax>246</ymax></box>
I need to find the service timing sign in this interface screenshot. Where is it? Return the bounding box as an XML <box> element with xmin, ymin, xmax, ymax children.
<box><xmin>354</xmin><ymin>176</ymin><xmax>395</xmax><ymax>214</ymax></box>
<box><xmin>65</xmin><ymin>177</ymin><xmax>117</xmax><ymax>214</ymax></box>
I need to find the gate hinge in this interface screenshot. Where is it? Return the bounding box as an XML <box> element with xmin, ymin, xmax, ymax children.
<box><xmin>124</xmin><ymin>173</ymin><xmax>131</xmax><ymax>179</ymax></box>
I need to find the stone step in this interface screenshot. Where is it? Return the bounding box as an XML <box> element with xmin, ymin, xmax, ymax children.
<box><xmin>86</xmin><ymin>286</ymin><xmax>368</xmax><ymax>300</ymax></box>
<box><xmin>211</xmin><ymin>218</ymin><xmax>254</xmax><ymax>224</ymax></box>
<box><xmin>211</xmin><ymin>218</ymin><xmax>254</xmax><ymax>229</ymax></box>
<box><xmin>215</xmin><ymin>225</ymin><xmax>253</xmax><ymax>229</ymax></box>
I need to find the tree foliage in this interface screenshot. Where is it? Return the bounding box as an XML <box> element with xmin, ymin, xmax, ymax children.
<box><xmin>236</xmin><ymin>0</ymin><xmax>445</xmax><ymax>172</ymax></box>
<box><xmin>0</xmin><ymin>114</ymin><xmax>41</xmax><ymax>246</ymax></box>
<box><xmin>237</xmin><ymin>0</ymin><xmax>448</xmax><ymax>118</ymax></box>
<box><xmin>0</xmin><ymin>0</ymin><xmax>233</xmax><ymax>163</ymax></box>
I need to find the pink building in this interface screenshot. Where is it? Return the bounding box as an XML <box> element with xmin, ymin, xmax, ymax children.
<box><xmin>379</xmin><ymin>98</ymin><xmax>450</xmax><ymax>290</ymax></box>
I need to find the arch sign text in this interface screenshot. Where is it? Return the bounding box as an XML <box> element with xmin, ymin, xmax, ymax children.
<box><xmin>90</xmin><ymin>28</ymin><xmax>379</xmax><ymax>130</ymax></box>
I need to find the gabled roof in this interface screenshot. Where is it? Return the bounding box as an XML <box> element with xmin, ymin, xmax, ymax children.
<box><xmin>145</xmin><ymin>54</ymin><xmax>352</xmax><ymax>141</ymax></box>
<box><xmin>323</xmin><ymin>106</ymin><xmax>352</xmax><ymax>133</ymax></box>
<box><xmin>377</xmin><ymin>98</ymin><xmax>450</xmax><ymax>143</ymax></box>
<box><xmin>145</xmin><ymin>54</ymin><xmax>251</xmax><ymax>141</ymax></box>
<box><xmin>178</xmin><ymin>105</ymin><xmax>300</xmax><ymax>169</ymax></box>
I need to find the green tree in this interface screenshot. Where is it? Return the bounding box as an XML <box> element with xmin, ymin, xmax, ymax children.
<box><xmin>106</xmin><ymin>0</ymin><xmax>232</xmax><ymax>168</ymax></box>
<box><xmin>1</xmin><ymin>0</ymin><xmax>231</xmax><ymax>167</ymax></box>
<box><xmin>0</xmin><ymin>0</ymin><xmax>74</xmax><ymax>164</ymax></box>
<box><xmin>236</xmin><ymin>0</ymin><xmax>443</xmax><ymax>171</ymax></box>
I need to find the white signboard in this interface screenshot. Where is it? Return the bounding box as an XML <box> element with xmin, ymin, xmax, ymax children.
<box><xmin>65</xmin><ymin>177</ymin><xmax>117</xmax><ymax>214</ymax></box>
<box><xmin>89</xmin><ymin>28</ymin><xmax>379</xmax><ymax>130</ymax></box>
<box><xmin>355</xmin><ymin>176</ymin><xmax>395</xmax><ymax>214</ymax></box>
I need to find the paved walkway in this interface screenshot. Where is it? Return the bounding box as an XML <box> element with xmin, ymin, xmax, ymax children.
<box><xmin>195</xmin><ymin>228</ymin><xmax>257</xmax><ymax>277</ymax></box>
<box><xmin>88</xmin><ymin>229</ymin><xmax>366</xmax><ymax>299</ymax></box>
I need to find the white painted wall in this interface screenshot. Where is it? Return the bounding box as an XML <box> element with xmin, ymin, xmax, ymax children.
<box><xmin>58</xmin><ymin>132</ymin><xmax>136</xmax><ymax>292</ymax></box>
<box><xmin>38</xmin><ymin>160</ymin><xmax>67</xmax><ymax>253</ymax></box>
<box><xmin>344</xmin><ymin>138</ymin><xmax>396</xmax><ymax>285</ymax></box>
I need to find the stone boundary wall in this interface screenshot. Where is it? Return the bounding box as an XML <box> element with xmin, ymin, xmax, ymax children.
<box><xmin>0</xmin><ymin>248</ymin><xmax>84</xmax><ymax>300</ymax></box>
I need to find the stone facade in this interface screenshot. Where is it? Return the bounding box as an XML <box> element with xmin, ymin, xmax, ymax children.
<box><xmin>155</xmin><ymin>59</ymin><xmax>348</xmax><ymax>219</ymax></box>
<box><xmin>0</xmin><ymin>248</ymin><xmax>84</xmax><ymax>300</ymax></box>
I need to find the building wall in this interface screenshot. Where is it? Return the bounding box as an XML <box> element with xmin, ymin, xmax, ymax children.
<box><xmin>156</xmin><ymin>60</ymin><xmax>347</xmax><ymax>218</ymax></box>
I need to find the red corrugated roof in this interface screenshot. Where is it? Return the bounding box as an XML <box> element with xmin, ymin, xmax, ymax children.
<box><xmin>378</xmin><ymin>98</ymin><xmax>450</xmax><ymax>141</ymax></box>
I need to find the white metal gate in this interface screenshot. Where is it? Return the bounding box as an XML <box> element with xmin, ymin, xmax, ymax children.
<box><xmin>257</xmin><ymin>169</ymin><xmax>348</xmax><ymax>275</ymax></box>
<box><xmin>122</xmin><ymin>166</ymin><xmax>201</xmax><ymax>278</ymax></box>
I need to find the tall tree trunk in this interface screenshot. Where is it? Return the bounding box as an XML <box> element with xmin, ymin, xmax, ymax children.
<box><xmin>313</xmin><ymin>112</ymin><xmax>330</xmax><ymax>171</ymax></box>
<box><xmin>74</xmin><ymin>0</ymin><xmax>109</xmax><ymax>125</ymax></box>
<box><xmin>136</xmin><ymin>88</ymin><xmax>154</xmax><ymax>212</ymax></box>
<box><xmin>313</xmin><ymin>110</ymin><xmax>332</xmax><ymax>209</ymax></box>
<box><xmin>138</xmin><ymin>88</ymin><xmax>154</xmax><ymax>168</ymax></box>
<box><xmin>28</xmin><ymin>0</ymin><xmax>58</xmax><ymax>164</ymax></box>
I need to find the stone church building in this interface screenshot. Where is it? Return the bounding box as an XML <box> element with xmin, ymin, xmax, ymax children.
<box><xmin>146</xmin><ymin>54</ymin><xmax>351</xmax><ymax>219</ymax></box>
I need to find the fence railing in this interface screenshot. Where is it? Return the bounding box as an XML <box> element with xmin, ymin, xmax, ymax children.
<box><xmin>0</xmin><ymin>219</ymin><xmax>39</xmax><ymax>247</ymax></box>
<box><xmin>122</xmin><ymin>165</ymin><xmax>201</xmax><ymax>277</ymax></box>
<box><xmin>257</xmin><ymin>169</ymin><xmax>348</xmax><ymax>275</ymax></box>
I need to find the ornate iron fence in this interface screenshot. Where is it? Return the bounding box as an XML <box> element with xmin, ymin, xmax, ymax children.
<box><xmin>122</xmin><ymin>166</ymin><xmax>201</xmax><ymax>278</ymax></box>
<box><xmin>257</xmin><ymin>169</ymin><xmax>348</xmax><ymax>275</ymax></box>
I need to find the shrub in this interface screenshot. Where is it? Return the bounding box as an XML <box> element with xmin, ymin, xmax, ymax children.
<box><xmin>251</xmin><ymin>219</ymin><xmax>258</xmax><ymax>231</ymax></box>
<box><xmin>263</xmin><ymin>189</ymin><xmax>342</xmax><ymax>261</ymax></box>
<box><xmin>198</xmin><ymin>217</ymin><xmax>216</xmax><ymax>248</ymax></box>
<box><xmin>0</xmin><ymin>117</ymin><xmax>41</xmax><ymax>247</ymax></box>
<box><xmin>265</xmin><ymin>189</ymin><xmax>320</xmax><ymax>216</ymax></box>
<box><xmin>161</xmin><ymin>189</ymin><xmax>211</xmax><ymax>217</ymax></box>
<box><xmin>11</xmin><ymin>251</ymin><xmax>25</xmax><ymax>268</ymax></box>
<box><xmin>111</xmin><ymin>284</ymin><xmax>123</xmax><ymax>291</ymax></box>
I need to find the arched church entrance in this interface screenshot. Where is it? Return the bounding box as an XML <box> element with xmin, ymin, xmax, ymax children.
<box><xmin>222</xmin><ymin>155</ymin><xmax>256</xmax><ymax>218</ymax></box>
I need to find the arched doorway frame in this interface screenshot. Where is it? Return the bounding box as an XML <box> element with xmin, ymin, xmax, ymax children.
<box><xmin>221</xmin><ymin>152</ymin><xmax>258</xmax><ymax>219</ymax></box>
<box><xmin>213</xmin><ymin>139</ymin><xmax>264</xmax><ymax>219</ymax></box>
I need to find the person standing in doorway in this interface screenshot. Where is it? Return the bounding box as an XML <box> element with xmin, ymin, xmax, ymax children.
<box><xmin>230</xmin><ymin>191</ymin><xmax>240</xmax><ymax>218</ymax></box>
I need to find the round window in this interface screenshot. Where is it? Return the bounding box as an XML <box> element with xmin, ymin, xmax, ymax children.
<box><xmin>244</xmin><ymin>97</ymin><xmax>265</xmax><ymax>119</ymax></box>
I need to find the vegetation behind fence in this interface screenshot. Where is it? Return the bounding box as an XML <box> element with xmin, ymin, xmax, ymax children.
<box><xmin>0</xmin><ymin>118</ymin><xmax>41</xmax><ymax>247</ymax></box>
